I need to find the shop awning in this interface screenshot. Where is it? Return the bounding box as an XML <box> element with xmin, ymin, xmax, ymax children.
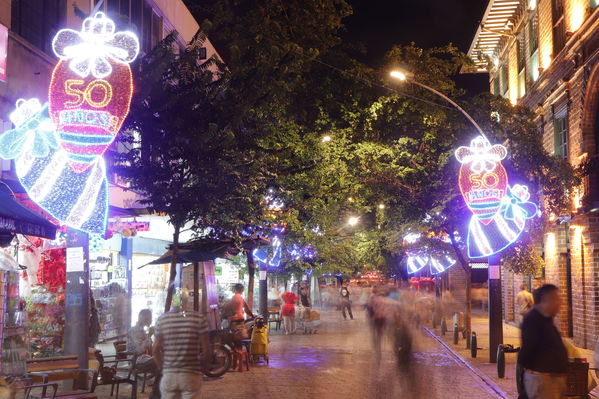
<box><xmin>0</xmin><ymin>188</ymin><xmax>57</xmax><ymax>239</ymax></box>
<box><xmin>139</xmin><ymin>235</ymin><xmax>270</xmax><ymax>268</ymax></box>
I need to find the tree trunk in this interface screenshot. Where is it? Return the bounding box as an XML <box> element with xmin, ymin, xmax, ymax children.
<box><xmin>448</xmin><ymin>227</ymin><xmax>472</xmax><ymax>347</ymax></box>
<box><xmin>164</xmin><ymin>222</ymin><xmax>181</xmax><ymax>312</ymax></box>
<box><xmin>464</xmin><ymin>266</ymin><xmax>472</xmax><ymax>347</ymax></box>
<box><xmin>246</xmin><ymin>250</ymin><xmax>255</xmax><ymax>311</ymax></box>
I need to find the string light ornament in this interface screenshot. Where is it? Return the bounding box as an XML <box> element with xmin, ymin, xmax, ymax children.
<box><xmin>253</xmin><ymin>236</ymin><xmax>283</xmax><ymax>268</ymax></box>
<box><xmin>404</xmin><ymin>233</ymin><xmax>456</xmax><ymax>275</ymax></box>
<box><xmin>0</xmin><ymin>13</ymin><xmax>139</xmax><ymax>234</ymax></box>
<box><xmin>455</xmin><ymin>136</ymin><xmax>539</xmax><ymax>258</ymax></box>
<box><xmin>406</xmin><ymin>254</ymin><xmax>456</xmax><ymax>275</ymax></box>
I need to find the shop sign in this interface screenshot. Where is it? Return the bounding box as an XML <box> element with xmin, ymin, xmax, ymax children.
<box><xmin>0</xmin><ymin>216</ymin><xmax>52</xmax><ymax>238</ymax></box>
<box><xmin>0</xmin><ymin>24</ymin><xmax>7</xmax><ymax>82</ymax></box>
<box><xmin>108</xmin><ymin>221</ymin><xmax>150</xmax><ymax>232</ymax></box>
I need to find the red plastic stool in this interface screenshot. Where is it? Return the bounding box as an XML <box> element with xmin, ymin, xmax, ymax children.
<box><xmin>233</xmin><ymin>350</ymin><xmax>250</xmax><ymax>372</ymax></box>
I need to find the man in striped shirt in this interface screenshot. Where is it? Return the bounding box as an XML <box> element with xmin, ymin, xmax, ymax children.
<box><xmin>153</xmin><ymin>308</ymin><xmax>213</xmax><ymax>399</ymax></box>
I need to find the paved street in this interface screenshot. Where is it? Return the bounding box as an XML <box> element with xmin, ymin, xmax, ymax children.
<box><xmin>198</xmin><ymin>309</ymin><xmax>504</xmax><ymax>399</ymax></box>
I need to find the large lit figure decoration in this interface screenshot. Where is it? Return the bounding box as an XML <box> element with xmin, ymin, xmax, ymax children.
<box><xmin>0</xmin><ymin>13</ymin><xmax>139</xmax><ymax>234</ymax></box>
<box><xmin>455</xmin><ymin>136</ymin><xmax>538</xmax><ymax>258</ymax></box>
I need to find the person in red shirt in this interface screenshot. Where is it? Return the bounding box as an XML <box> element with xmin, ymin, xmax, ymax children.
<box><xmin>229</xmin><ymin>284</ymin><xmax>253</xmax><ymax>339</ymax></box>
<box><xmin>280</xmin><ymin>291</ymin><xmax>299</xmax><ymax>334</ymax></box>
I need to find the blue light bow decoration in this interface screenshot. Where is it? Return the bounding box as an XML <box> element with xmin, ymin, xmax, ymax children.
<box><xmin>406</xmin><ymin>253</ymin><xmax>456</xmax><ymax>275</ymax></box>
<box><xmin>466</xmin><ymin>184</ymin><xmax>538</xmax><ymax>259</ymax></box>
<box><xmin>0</xmin><ymin>100</ymin><xmax>58</xmax><ymax>159</ymax></box>
<box><xmin>0</xmin><ymin>99</ymin><xmax>108</xmax><ymax>233</ymax></box>
<box><xmin>253</xmin><ymin>236</ymin><xmax>282</xmax><ymax>268</ymax></box>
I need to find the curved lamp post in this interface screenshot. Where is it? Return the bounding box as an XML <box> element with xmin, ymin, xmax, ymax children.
<box><xmin>390</xmin><ymin>70</ymin><xmax>486</xmax><ymax>138</ymax></box>
<box><xmin>390</xmin><ymin>69</ymin><xmax>539</xmax><ymax>363</ymax></box>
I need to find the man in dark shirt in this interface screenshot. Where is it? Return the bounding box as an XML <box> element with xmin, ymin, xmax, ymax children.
<box><xmin>518</xmin><ymin>284</ymin><xmax>568</xmax><ymax>399</ymax></box>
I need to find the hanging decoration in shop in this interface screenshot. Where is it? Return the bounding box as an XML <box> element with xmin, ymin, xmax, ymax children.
<box><xmin>0</xmin><ymin>12</ymin><xmax>139</xmax><ymax>234</ymax></box>
<box><xmin>455</xmin><ymin>135</ymin><xmax>539</xmax><ymax>258</ymax></box>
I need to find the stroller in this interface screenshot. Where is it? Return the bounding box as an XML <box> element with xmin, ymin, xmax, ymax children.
<box><xmin>249</xmin><ymin>316</ymin><xmax>269</xmax><ymax>364</ymax></box>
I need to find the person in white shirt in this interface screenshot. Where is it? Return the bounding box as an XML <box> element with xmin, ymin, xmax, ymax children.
<box><xmin>515</xmin><ymin>284</ymin><xmax>534</xmax><ymax>325</ymax></box>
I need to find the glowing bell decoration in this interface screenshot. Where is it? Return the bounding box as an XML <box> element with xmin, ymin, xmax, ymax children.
<box><xmin>49</xmin><ymin>12</ymin><xmax>138</xmax><ymax>173</ymax></box>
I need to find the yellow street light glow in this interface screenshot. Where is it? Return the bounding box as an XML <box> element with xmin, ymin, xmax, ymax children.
<box><xmin>378</xmin><ymin>203</ymin><xmax>385</xmax><ymax>209</ymax></box>
<box><xmin>321</xmin><ymin>135</ymin><xmax>332</xmax><ymax>143</ymax></box>
<box><xmin>390</xmin><ymin>71</ymin><xmax>407</xmax><ymax>81</ymax></box>
<box><xmin>347</xmin><ymin>216</ymin><xmax>360</xmax><ymax>226</ymax></box>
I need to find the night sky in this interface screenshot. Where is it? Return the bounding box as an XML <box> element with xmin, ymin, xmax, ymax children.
<box><xmin>343</xmin><ymin>0</ymin><xmax>490</xmax><ymax>94</ymax></box>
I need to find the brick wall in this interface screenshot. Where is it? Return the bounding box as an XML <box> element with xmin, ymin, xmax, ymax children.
<box><xmin>448</xmin><ymin>265</ymin><xmax>467</xmax><ymax>308</ymax></box>
<box><xmin>485</xmin><ymin>0</ymin><xmax>599</xmax><ymax>348</ymax></box>
<box><xmin>503</xmin><ymin>270</ymin><xmax>515</xmax><ymax>322</ymax></box>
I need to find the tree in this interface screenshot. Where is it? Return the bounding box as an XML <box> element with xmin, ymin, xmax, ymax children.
<box><xmin>117</xmin><ymin>33</ymin><xmax>267</xmax><ymax>311</ymax></box>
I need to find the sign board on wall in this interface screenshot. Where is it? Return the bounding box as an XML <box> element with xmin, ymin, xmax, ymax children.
<box><xmin>0</xmin><ymin>24</ymin><xmax>8</xmax><ymax>82</ymax></box>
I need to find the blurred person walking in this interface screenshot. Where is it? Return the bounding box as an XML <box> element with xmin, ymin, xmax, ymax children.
<box><xmin>518</xmin><ymin>284</ymin><xmax>568</xmax><ymax>399</ymax></box>
<box><xmin>281</xmin><ymin>290</ymin><xmax>299</xmax><ymax>334</ymax></box>
<box><xmin>153</xmin><ymin>300</ymin><xmax>213</xmax><ymax>399</ymax></box>
<box><xmin>340</xmin><ymin>282</ymin><xmax>354</xmax><ymax>320</ymax></box>
<box><xmin>516</xmin><ymin>284</ymin><xmax>534</xmax><ymax>325</ymax></box>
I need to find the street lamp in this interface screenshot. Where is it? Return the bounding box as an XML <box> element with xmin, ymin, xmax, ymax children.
<box><xmin>389</xmin><ymin>69</ymin><xmax>485</xmax><ymax>138</ymax></box>
<box><xmin>347</xmin><ymin>216</ymin><xmax>360</xmax><ymax>226</ymax></box>
<box><xmin>321</xmin><ymin>135</ymin><xmax>332</xmax><ymax>143</ymax></box>
<box><xmin>378</xmin><ymin>203</ymin><xmax>385</xmax><ymax>210</ymax></box>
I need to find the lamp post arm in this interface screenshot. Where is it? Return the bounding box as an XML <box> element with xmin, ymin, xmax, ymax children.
<box><xmin>410</xmin><ymin>80</ymin><xmax>486</xmax><ymax>139</ymax></box>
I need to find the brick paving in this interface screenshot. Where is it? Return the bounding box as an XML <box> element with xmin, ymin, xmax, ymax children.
<box><xmin>427</xmin><ymin>309</ymin><xmax>599</xmax><ymax>399</ymax></box>
<box><xmin>95</xmin><ymin>309</ymin><xmax>511</xmax><ymax>399</ymax></box>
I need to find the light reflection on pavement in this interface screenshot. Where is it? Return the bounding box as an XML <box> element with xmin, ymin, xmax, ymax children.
<box><xmin>201</xmin><ymin>310</ymin><xmax>503</xmax><ymax>399</ymax></box>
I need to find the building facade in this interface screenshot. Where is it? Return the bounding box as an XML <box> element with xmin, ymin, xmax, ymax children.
<box><xmin>469</xmin><ymin>0</ymin><xmax>599</xmax><ymax>348</ymax></box>
<box><xmin>0</xmin><ymin>0</ymin><xmax>218</xmax><ymax>335</ymax></box>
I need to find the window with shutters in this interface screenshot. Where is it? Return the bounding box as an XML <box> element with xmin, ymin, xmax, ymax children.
<box><xmin>553</xmin><ymin>109</ymin><xmax>568</xmax><ymax>160</ymax></box>
<box><xmin>94</xmin><ymin>0</ymin><xmax>162</xmax><ymax>54</ymax></box>
<box><xmin>552</xmin><ymin>0</ymin><xmax>566</xmax><ymax>56</ymax></box>
<box><xmin>11</xmin><ymin>0</ymin><xmax>65</xmax><ymax>55</ymax></box>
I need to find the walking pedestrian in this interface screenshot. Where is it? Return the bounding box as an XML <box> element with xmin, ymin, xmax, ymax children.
<box><xmin>280</xmin><ymin>290</ymin><xmax>298</xmax><ymax>334</ymax></box>
<box><xmin>516</xmin><ymin>284</ymin><xmax>534</xmax><ymax>325</ymax></box>
<box><xmin>340</xmin><ymin>282</ymin><xmax>354</xmax><ymax>320</ymax></box>
<box><xmin>153</xmin><ymin>302</ymin><xmax>213</xmax><ymax>399</ymax></box>
<box><xmin>127</xmin><ymin>309</ymin><xmax>160</xmax><ymax>399</ymax></box>
<box><xmin>518</xmin><ymin>284</ymin><xmax>568</xmax><ymax>399</ymax></box>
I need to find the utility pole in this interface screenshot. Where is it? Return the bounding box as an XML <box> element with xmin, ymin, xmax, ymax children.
<box><xmin>64</xmin><ymin>228</ymin><xmax>90</xmax><ymax>388</ymax></box>
<box><xmin>259</xmin><ymin>261</ymin><xmax>268</xmax><ymax>318</ymax></box>
<box><xmin>488</xmin><ymin>254</ymin><xmax>503</xmax><ymax>363</ymax></box>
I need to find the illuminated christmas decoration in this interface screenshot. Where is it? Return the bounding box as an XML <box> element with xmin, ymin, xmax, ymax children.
<box><xmin>0</xmin><ymin>13</ymin><xmax>138</xmax><ymax>234</ymax></box>
<box><xmin>406</xmin><ymin>254</ymin><xmax>456</xmax><ymax>275</ymax></box>
<box><xmin>455</xmin><ymin>136</ymin><xmax>539</xmax><ymax>258</ymax></box>
<box><xmin>253</xmin><ymin>236</ymin><xmax>282</xmax><ymax>268</ymax></box>
<box><xmin>52</xmin><ymin>12</ymin><xmax>139</xmax><ymax>80</ymax></box>
<box><xmin>404</xmin><ymin>233</ymin><xmax>456</xmax><ymax>275</ymax></box>
<box><xmin>0</xmin><ymin>99</ymin><xmax>57</xmax><ymax>159</ymax></box>
<box><xmin>49</xmin><ymin>12</ymin><xmax>138</xmax><ymax>174</ymax></box>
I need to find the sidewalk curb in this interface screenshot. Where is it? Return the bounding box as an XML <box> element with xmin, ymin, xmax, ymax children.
<box><xmin>422</xmin><ymin>326</ymin><xmax>512</xmax><ymax>399</ymax></box>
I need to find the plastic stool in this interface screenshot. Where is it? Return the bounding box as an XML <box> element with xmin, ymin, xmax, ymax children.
<box><xmin>233</xmin><ymin>350</ymin><xmax>250</xmax><ymax>372</ymax></box>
